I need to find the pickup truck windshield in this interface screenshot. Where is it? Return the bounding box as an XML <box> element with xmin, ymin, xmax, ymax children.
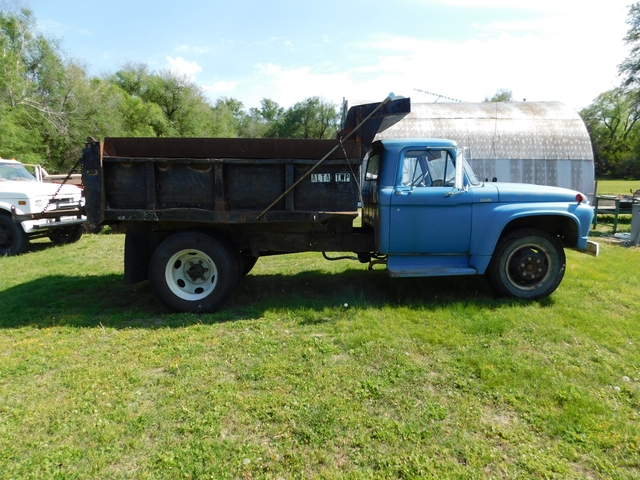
<box><xmin>0</xmin><ymin>162</ymin><xmax>37</xmax><ymax>182</ymax></box>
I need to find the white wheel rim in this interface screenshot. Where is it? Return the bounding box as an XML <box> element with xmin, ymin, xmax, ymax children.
<box><xmin>164</xmin><ymin>248</ymin><xmax>218</xmax><ymax>301</ymax></box>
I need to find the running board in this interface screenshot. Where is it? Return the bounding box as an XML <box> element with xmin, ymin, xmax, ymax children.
<box><xmin>386</xmin><ymin>255</ymin><xmax>477</xmax><ymax>278</ymax></box>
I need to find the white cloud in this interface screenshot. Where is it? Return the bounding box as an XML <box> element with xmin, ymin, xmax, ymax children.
<box><xmin>175</xmin><ymin>44</ymin><xmax>212</xmax><ymax>55</ymax></box>
<box><xmin>35</xmin><ymin>18</ymin><xmax>68</xmax><ymax>36</ymax></box>
<box><xmin>354</xmin><ymin>36</ymin><xmax>615</xmax><ymax>108</ymax></box>
<box><xmin>246</xmin><ymin>63</ymin><xmax>353</xmax><ymax>107</ymax></box>
<box><xmin>165</xmin><ymin>56</ymin><xmax>202</xmax><ymax>79</ymax></box>
<box><xmin>260</xmin><ymin>64</ymin><xmax>282</xmax><ymax>76</ymax></box>
<box><xmin>198</xmin><ymin>1</ymin><xmax>631</xmax><ymax>111</ymax></box>
<box><xmin>206</xmin><ymin>81</ymin><xmax>238</xmax><ymax>93</ymax></box>
<box><xmin>336</xmin><ymin>0</ymin><xmax>631</xmax><ymax>110</ymax></box>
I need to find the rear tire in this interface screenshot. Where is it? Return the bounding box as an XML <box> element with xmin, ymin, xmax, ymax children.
<box><xmin>487</xmin><ymin>228</ymin><xmax>565</xmax><ymax>300</ymax></box>
<box><xmin>0</xmin><ymin>214</ymin><xmax>29</xmax><ymax>256</ymax></box>
<box><xmin>149</xmin><ymin>231</ymin><xmax>240</xmax><ymax>313</ymax></box>
<box><xmin>49</xmin><ymin>224</ymin><xmax>83</xmax><ymax>245</ymax></box>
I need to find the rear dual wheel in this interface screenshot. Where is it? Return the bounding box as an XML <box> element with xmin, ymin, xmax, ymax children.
<box><xmin>149</xmin><ymin>231</ymin><xmax>241</xmax><ymax>313</ymax></box>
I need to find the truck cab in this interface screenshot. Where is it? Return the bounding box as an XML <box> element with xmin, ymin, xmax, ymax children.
<box><xmin>362</xmin><ymin>138</ymin><xmax>598</xmax><ymax>299</ymax></box>
<box><xmin>0</xmin><ymin>158</ymin><xmax>86</xmax><ymax>255</ymax></box>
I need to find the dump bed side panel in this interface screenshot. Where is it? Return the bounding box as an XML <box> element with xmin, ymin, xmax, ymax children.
<box><xmin>83</xmin><ymin>138</ymin><xmax>363</xmax><ymax>226</ymax></box>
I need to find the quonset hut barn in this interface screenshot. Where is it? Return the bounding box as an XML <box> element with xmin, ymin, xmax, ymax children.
<box><xmin>368</xmin><ymin>101</ymin><xmax>595</xmax><ymax>200</ymax></box>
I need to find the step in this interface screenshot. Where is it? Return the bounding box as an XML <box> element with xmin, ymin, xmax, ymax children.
<box><xmin>386</xmin><ymin>255</ymin><xmax>477</xmax><ymax>278</ymax></box>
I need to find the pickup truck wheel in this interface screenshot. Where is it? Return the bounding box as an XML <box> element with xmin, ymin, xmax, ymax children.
<box><xmin>0</xmin><ymin>214</ymin><xmax>29</xmax><ymax>256</ymax></box>
<box><xmin>149</xmin><ymin>232</ymin><xmax>241</xmax><ymax>313</ymax></box>
<box><xmin>49</xmin><ymin>225</ymin><xmax>83</xmax><ymax>245</ymax></box>
<box><xmin>487</xmin><ymin>228</ymin><xmax>565</xmax><ymax>300</ymax></box>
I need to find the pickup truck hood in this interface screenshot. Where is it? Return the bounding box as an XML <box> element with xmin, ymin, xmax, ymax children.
<box><xmin>0</xmin><ymin>181</ymin><xmax>82</xmax><ymax>199</ymax></box>
<box><xmin>482</xmin><ymin>182</ymin><xmax>583</xmax><ymax>204</ymax></box>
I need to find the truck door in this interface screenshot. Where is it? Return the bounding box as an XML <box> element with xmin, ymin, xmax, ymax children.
<box><xmin>388</xmin><ymin>149</ymin><xmax>472</xmax><ymax>254</ymax></box>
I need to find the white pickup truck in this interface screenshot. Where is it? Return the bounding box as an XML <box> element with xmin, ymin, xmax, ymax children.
<box><xmin>0</xmin><ymin>158</ymin><xmax>86</xmax><ymax>256</ymax></box>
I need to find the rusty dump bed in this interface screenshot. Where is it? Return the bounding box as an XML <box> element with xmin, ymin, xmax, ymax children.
<box><xmin>82</xmin><ymin>137</ymin><xmax>364</xmax><ymax>227</ymax></box>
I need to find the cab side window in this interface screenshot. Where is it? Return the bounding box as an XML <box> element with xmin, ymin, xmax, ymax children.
<box><xmin>365</xmin><ymin>153</ymin><xmax>380</xmax><ymax>182</ymax></box>
<box><xmin>401</xmin><ymin>151</ymin><xmax>430</xmax><ymax>187</ymax></box>
<box><xmin>401</xmin><ymin>149</ymin><xmax>457</xmax><ymax>188</ymax></box>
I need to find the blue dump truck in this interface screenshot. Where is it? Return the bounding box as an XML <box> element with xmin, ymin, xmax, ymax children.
<box><xmin>80</xmin><ymin>96</ymin><xmax>598</xmax><ymax>313</ymax></box>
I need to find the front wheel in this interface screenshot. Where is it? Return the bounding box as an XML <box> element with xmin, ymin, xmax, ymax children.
<box><xmin>487</xmin><ymin>228</ymin><xmax>565</xmax><ymax>300</ymax></box>
<box><xmin>0</xmin><ymin>215</ymin><xmax>28</xmax><ymax>256</ymax></box>
<box><xmin>148</xmin><ymin>231</ymin><xmax>241</xmax><ymax>313</ymax></box>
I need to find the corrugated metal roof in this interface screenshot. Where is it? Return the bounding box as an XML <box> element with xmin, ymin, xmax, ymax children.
<box><xmin>376</xmin><ymin>101</ymin><xmax>593</xmax><ymax>161</ymax></box>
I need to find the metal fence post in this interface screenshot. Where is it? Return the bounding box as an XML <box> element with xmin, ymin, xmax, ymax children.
<box><xmin>629</xmin><ymin>204</ymin><xmax>640</xmax><ymax>246</ymax></box>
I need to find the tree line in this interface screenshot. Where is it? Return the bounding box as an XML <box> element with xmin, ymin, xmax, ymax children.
<box><xmin>4</xmin><ymin>6</ymin><xmax>640</xmax><ymax>180</ymax></box>
<box><xmin>0</xmin><ymin>8</ymin><xmax>340</xmax><ymax>173</ymax></box>
<box><xmin>580</xmin><ymin>2</ymin><xmax>640</xmax><ymax>179</ymax></box>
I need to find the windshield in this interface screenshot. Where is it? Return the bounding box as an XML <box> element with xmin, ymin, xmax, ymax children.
<box><xmin>0</xmin><ymin>162</ymin><xmax>37</xmax><ymax>182</ymax></box>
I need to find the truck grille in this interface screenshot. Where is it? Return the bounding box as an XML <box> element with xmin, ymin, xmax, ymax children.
<box><xmin>48</xmin><ymin>196</ymin><xmax>81</xmax><ymax>211</ymax></box>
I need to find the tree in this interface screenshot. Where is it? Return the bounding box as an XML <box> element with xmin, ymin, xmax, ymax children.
<box><xmin>0</xmin><ymin>8</ymin><xmax>94</xmax><ymax>170</ymax></box>
<box><xmin>0</xmin><ymin>9</ymin><xmax>70</xmax><ymax>132</ymax></box>
<box><xmin>268</xmin><ymin>97</ymin><xmax>339</xmax><ymax>139</ymax></box>
<box><xmin>0</xmin><ymin>8</ymin><xmax>351</xmax><ymax>172</ymax></box>
<box><xmin>484</xmin><ymin>88</ymin><xmax>514</xmax><ymax>102</ymax></box>
<box><xmin>210</xmin><ymin>97</ymin><xmax>250</xmax><ymax>137</ymax></box>
<box><xmin>245</xmin><ymin>98</ymin><xmax>284</xmax><ymax>138</ymax></box>
<box><xmin>619</xmin><ymin>2</ymin><xmax>640</xmax><ymax>89</ymax></box>
<box><xmin>109</xmin><ymin>65</ymin><xmax>216</xmax><ymax>137</ymax></box>
<box><xmin>580</xmin><ymin>1</ymin><xmax>640</xmax><ymax>179</ymax></box>
<box><xmin>580</xmin><ymin>88</ymin><xmax>640</xmax><ymax>178</ymax></box>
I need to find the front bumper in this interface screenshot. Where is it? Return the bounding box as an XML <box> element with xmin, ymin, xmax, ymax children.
<box><xmin>11</xmin><ymin>205</ymin><xmax>86</xmax><ymax>233</ymax></box>
<box><xmin>575</xmin><ymin>240</ymin><xmax>600</xmax><ymax>257</ymax></box>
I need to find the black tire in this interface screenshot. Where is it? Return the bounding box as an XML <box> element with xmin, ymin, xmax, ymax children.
<box><xmin>240</xmin><ymin>254</ymin><xmax>259</xmax><ymax>276</ymax></box>
<box><xmin>0</xmin><ymin>214</ymin><xmax>29</xmax><ymax>256</ymax></box>
<box><xmin>49</xmin><ymin>225</ymin><xmax>84</xmax><ymax>245</ymax></box>
<box><xmin>487</xmin><ymin>228</ymin><xmax>565</xmax><ymax>300</ymax></box>
<box><xmin>148</xmin><ymin>231</ymin><xmax>241</xmax><ymax>313</ymax></box>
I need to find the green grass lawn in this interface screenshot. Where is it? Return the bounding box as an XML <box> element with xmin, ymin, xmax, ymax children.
<box><xmin>596</xmin><ymin>179</ymin><xmax>640</xmax><ymax>196</ymax></box>
<box><xmin>1</xmin><ymin>234</ymin><xmax>639</xmax><ymax>479</ymax></box>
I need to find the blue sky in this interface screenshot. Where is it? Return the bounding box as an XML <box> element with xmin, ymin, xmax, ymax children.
<box><xmin>18</xmin><ymin>0</ymin><xmax>633</xmax><ymax>111</ymax></box>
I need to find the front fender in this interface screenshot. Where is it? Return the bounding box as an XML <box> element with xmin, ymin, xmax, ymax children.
<box><xmin>470</xmin><ymin>202</ymin><xmax>593</xmax><ymax>257</ymax></box>
<box><xmin>0</xmin><ymin>201</ymin><xmax>21</xmax><ymax>215</ymax></box>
